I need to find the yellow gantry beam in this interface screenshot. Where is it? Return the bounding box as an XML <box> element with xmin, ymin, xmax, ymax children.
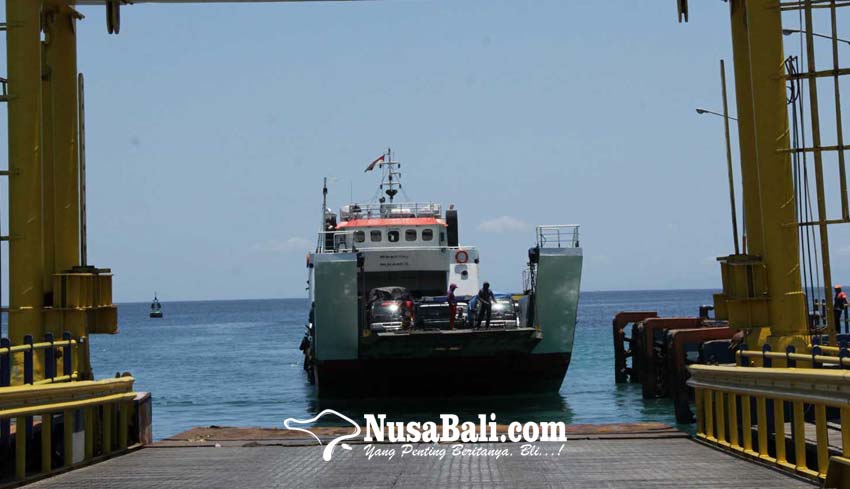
<box><xmin>43</xmin><ymin>0</ymin><xmax>82</xmax><ymax>289</ymax></box>
<box><xmin>6</xmin><ymin>0</ymin><xmax>46</xmax><ymax>349</ymax></box>
<box><xmin>742</xmin><ymin>1</ymin><xmax>807</xmax><ymax>336</ymax></box>
<box><xmin>5</xmin><ymin>0</ymin><xmax>114</xmax><ymax>382</ymax></box>
<box><xmin>718</xmin><ymin>0</ymin><xmax>808</xmax><ymax>342</ymax></box>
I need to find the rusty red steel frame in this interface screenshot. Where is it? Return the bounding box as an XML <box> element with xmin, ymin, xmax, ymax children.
<box><xmin>612</xmin><ymin>311</ymin><xmax>658</xmax><ymax>384</ymax></box>
<box><xmin>666</xmin><ymin>327</ymin><xmax>735</xmax><ymax>424</ymax></box>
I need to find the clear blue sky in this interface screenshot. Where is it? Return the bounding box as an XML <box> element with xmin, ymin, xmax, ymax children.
<box><xmin>15</xmin><ymin>1</ymin><xmax>850</xmax><ymax>301</ymax></box>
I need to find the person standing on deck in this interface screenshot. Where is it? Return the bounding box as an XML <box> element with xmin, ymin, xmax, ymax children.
<box><xmin>476</xmin><ymin>282</ymin><xmax>496</xmax><ymax>329</ymax></box>
<box><xmin>835</xmin><ymin>285</ymin><xmax>848</xmax><ymax>333</ymax></box>
<box><xmin>448</xmin><ymin>284</ymin><xmax>459</xmax><ymax>330</ymax></box>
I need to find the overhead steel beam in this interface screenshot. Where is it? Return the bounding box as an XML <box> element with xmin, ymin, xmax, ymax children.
<box><xmin>73</xmin><ymin>1</ymin><xmax>368</xmax><ymax>4</ymax></box>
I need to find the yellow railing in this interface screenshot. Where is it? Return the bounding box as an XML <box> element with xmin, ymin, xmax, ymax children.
<box><xmin>736</xmin><ymin>348</ymin><xmax>850</xmax><ymax>368</ymax></box>
<box><xmin>688</xmin><ymin>365</ymin><xmax>850</xmax><ymax>483</ymax></box>
<box><xmin>0</xmin><ymin>333</ymin><xmax>82</xmax><ymax>387</ymax></box>
<box><xmin>0</xmin><ymin>376</ymin><xmax>138</xmax><ymax>482</ymax></box>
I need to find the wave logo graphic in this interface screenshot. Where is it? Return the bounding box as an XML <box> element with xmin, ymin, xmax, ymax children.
<box><xmin>283</xmin><ymin>409</ymin><xmax>362</xmax><ymax>462</ymax></box>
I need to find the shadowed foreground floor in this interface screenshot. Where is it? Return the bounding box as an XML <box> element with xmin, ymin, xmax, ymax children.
<box><xmin>26</xmin><ymin>426</ymin><xmax>814</xmax><ymax>489</ymax></box>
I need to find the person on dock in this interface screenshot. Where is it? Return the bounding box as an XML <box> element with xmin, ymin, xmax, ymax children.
<box><xmin>476</xmin><ymin>282</ymin><xmax>495</xmax><ymax>329</ymax></box>
<box><xmin>448</xmin><ymin>284</ymin><xmax>459</xmax><ymax>330</ymax></box>
<box><xmin>835</xmin><ymin>285</ymin><xmax>848</xmax><ymax>333</ymax></box>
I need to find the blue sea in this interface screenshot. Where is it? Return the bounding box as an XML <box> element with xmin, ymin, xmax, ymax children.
<box><xmin>82</xmin><ymin>290</ymin><xmax>715</xmax><ymax>440</ymax></box>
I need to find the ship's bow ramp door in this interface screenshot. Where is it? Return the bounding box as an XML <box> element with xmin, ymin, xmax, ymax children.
<box><xmin>533</xmin><ymin>248</ymin><xmax>583</xmax><ymax>354</ymax></box>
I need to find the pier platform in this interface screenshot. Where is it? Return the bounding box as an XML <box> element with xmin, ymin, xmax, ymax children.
<box><xmin>22</xmin><ymin>423</ymin><xmax>813</xmax><ymax>488</ymax></box>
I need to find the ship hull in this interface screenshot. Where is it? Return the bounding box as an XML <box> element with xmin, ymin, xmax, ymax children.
<box><xmin>313</xmin><ymin>352</ymin><xmax>570</xmax><ymax>398</ymax></box>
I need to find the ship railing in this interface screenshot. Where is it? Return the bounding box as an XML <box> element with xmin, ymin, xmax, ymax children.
<box><xmin>688</xmin><ymin>364</ymin><xmax>850</xmax><ymax>484</ymax></box>
<box><xmin>316</xmin><ymin>231</ymin><xmax>357</xmax><ymax>253</ymax></box>
<box><xmin>0</xmin><ymin>376</ymin><xmax>142</xmax><ymax>482</ymax></box>
<box><xmin>340</xmin><ymin>202</ymin><xmax>443</xmax><ymax>221</ymax></box>
<box><xmin>536</xmin><ymin>225</ymin><xmax>580</xmax><ymax>249</ymax></box>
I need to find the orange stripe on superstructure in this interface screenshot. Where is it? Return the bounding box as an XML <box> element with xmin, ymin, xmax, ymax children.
<box><xmin>336</xmin><ymin>218</ymin><xmax>447</xmax><ymax>229</ymax></box>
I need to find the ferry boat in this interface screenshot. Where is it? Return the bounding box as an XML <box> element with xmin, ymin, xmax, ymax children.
<box><xmin>300</xmin><ymin>150</ymin><xmax>583</xmax><ymax>397</ymax></box>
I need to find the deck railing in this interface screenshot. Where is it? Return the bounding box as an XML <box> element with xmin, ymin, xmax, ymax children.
<box><xmin>316</xmin><ymin>230</ymin><xmax>356</xmax><ymax>253</ymax></box>
<box><xmin>536</xmin><ymin>225</ymin><xmax>580</xmax><ymax>249</ymax></box>
<box><xmin>0</xmin><ymin>334</ymin><xmax>145</xmax><ymax>484</ymax></box>
<box><xmin>0</xmin><ymin>332</ymin><xmax>81</xmax><ymax>389</ymax></box>
<box><xmin>0</xmin><ymin>376</ymin><xmax>139</xmax><ymax>482</ymax></box>
<box><xmin>688</xmin><ymin>364</ymin><xmax>850</xmax><ymax>484</ymax></box>
<box><xmin>340</xmin><ymin>202</ymin><xmax>442</xmax><ymax>221</ymax></box>
<box><xmin>736</xmin><ymin>346</ymin><xmax>850</xmax><ymax>369</ymax></box>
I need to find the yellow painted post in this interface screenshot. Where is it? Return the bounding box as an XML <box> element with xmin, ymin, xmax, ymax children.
<box><xmin>117</xmin><ymin>403</ymin><xmax>128</xmax><ymax>449</ymax></box>
<box><xmin>705</xmin><ymin>390</ymin><xmax>716</xmax><ymax>442</ymax></box>
<box><xmin>725</xmin><ymin>0</ymin><xmax>807</xmax><ymax>338</ymax></box>
<box><xmin>745</xmin><ymin>0</ymin><xmax>807</xmax><ymax>335</ymax></box>
<box><xmin>742</xmin><ymin>394</ymin><xmax>755</xmax><ymax>455</ymax></box>
<box><xmin>716</xmin><ymin>391</ymin><xmax>728</xmax><ymax>446</ymax></box>
<box><xmin>63</xmin><ymin>409</ymin><xmax>73</xmax><ymax>467</ymax></box>
<box><xmin>816</xmin><ymin>404</ymin><xmax>829</xmax><ymax>476</ymax></box>
<box><xmin>695</xmin><ymin>389</ymin><xmax>705</xmax><ymax>436</ymax></box>
<box><xmin>842</xmin><ymin>407</ymin><xmax>850</xmax><ymax>457</ymax></box>
<box><xmin>16</xmin><ymin>416</ymin><xmax>26</xmax><ymax>480</ymax></box>
<box><xmin>43</xmin><ymin>1</ymin><xmax>81</xmax><ymax>276</ymax></box>
<box><xmin>729</xmin><ymin>0</ymin><xmax>762</xmax><ymax>254</ymax></box>
<box><xmin>41</xmin><ymin>413</ymin><xmax>51</xmax><ymax>473</ymax></box>
<box><xmin>84</xmin><ymin>407</ymin><xmax>93</xmax><ymax>460</ymax></box>
<box><xmin>41</xmin><ymin>23</ymin><xmax>56</xmax><ymax>306</ymax></box>
<box><xmin>757</xmin><ymin>396</ymin><xmax>772</xmax><ymax>461</ymax></box>
<box><xmin>752</xmin><ymin>0</ymin><xmax>808</xmax><ymax>335</ymax></box>
<box><xmin>102</xmin><ymin>404</ymin><xmax>112</xmax><ymax>454</ymax></box>
<box><xmin>793</xmin><ymin>401</ymin><xmax>808</xmax><ymax>474</ymax></box>
<box><xmin>728</xmin><ymin>392</ymin><xmax>739</xmax><ymax>449</ymax></box>
<box><xmin>773</xmin><ymin>399</ymin><xmax>790</xmax><ymax>468</ymax></box>
<box><xmin>6</xmin><ymin>0</ymin><xmax>46</xmax><ymax>379</ymax></box>
<box><xmin>41</xmin><ymin>1</ymin><xmax>84</xmax><ymax>341</ymax></box>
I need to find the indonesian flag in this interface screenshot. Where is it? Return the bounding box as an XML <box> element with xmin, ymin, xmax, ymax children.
<box><xmin>364</xmin><ymin>154</ymin><xmax>385</xmax><ymax>172</ymax></box>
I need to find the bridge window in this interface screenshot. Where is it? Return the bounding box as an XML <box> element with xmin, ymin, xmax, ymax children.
<box><xmin>354</xmin><ymin>231</ymin><xmax>365</xmax><ymax>243</ymax></box>
<box><xmin>388</xmin><ymin>230</ymin><xmax>400</xmax><ymax>243</ymax></box>
<box><xmin>422</xmin><ymin>229</ymin><xmax>434</xmax><ymax>241</ymax></box>
<box><xmin>405</xmin><ymin>229</ymin><xmax>417</xmax><ymax>242</ymax></box>
<box><xmin>370</xmin><ymin>230</ymin><xmax>383</xmax><ymax>242</ymax></box>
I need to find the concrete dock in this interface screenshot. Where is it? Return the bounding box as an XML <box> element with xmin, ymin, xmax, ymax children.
<box><xmin>23</xmin><ymin>424</ymin><xmax>814</xmax><ymax>488</ymax></box>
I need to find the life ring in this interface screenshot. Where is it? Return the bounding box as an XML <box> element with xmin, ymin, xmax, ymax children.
<box><xmin>455</xmin><ymin>250</ymin><xmax>469</xmax><ymax>264</ymax></box>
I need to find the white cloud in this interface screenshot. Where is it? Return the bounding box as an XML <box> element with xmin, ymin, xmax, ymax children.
<box><xmin>838</xmin><ymin>246</ymin><xmax>850</xmax><ymax>256</ymax></box>
<box><xmin>477</xmin><ymin>216</ymin><xmax>531</xmax><ymax>233</ymax></box>
<box><xmin>250</xmin><ymin>237</ymin><xmax>313</xmax><ymax>253</ymax></box>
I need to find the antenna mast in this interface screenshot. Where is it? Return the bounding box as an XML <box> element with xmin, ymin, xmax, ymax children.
<box><xmin>379</xmin><ymin>148</ymin><xmax>402</xmax><ymax>203</ymax></box>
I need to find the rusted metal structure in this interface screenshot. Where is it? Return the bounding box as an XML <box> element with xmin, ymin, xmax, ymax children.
<box><xmin>613</xmin><ymin>311</ymin><xmax>737</xmax><ymax>423</ymax></box>
<box><xmin>666</xmin><ymin>327</ymin><xmax>735</xmax><ymax>423</ymax></box>
<box><xmin>612</xmin><ymin>312</ymin><xmax>657</xmax><ymax>384</ymax></box>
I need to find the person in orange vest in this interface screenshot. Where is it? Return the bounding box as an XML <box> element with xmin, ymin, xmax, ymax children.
<box><xmin>447</xmin><ymin>284</ymin><xmax>458</xmax><ymax>330</ymax></box>
<box><xmin>835</xmin><ymin>285</ymin><xmax>848</xmax><ymax>333</ymax></box>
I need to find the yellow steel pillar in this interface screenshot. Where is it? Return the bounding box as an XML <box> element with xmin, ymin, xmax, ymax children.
<box><xmin>41</xmin><ymin>2</ymin><xmax>96</xmax><ymax>378</ymax></box>
<box><xmin>42</xmin><ymin>8</ymin><xmax>56</xmax><ymax>307</ymax></box>
<box><xmin>716</xmin><ymin>0</ymin><xmax>808</xmax><ymax>353</ymax></box>
<box><xmin>729</xmin><ymin>0</ymin><xmax>762</xmax><ymax>254</ymax></box>
<box><xmin>744</xmin><ymin>0</ymin><xmax>806</xmax><ymax>340</ymax></box>
<box><xmin>42</xmin><ymin>2</ymin><xmax>81</xmax><ymax>276</ymax></box>
<box><xmin>6</xmin><ymin>0</ymin><xmax>46</xmax><ymax>357</ymax></box>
